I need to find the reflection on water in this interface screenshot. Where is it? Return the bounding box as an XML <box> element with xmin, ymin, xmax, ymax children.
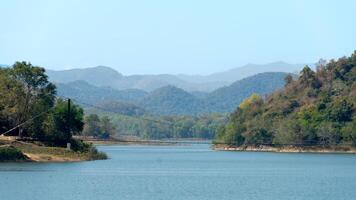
<box><xmin>1</xmin><ymin>144</ymin><xmax>356</xmax><ymax>200</ymax></box>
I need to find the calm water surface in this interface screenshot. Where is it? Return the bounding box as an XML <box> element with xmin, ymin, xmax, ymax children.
<box><xmin>1</xmin><ymin>144</ymin><xmax>356</xmax><ymax>200</ymax></box>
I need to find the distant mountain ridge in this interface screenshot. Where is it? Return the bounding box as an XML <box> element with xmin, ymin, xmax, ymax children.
<box><xmin>47</xmin><ymin>66</ymin><xmax>124</xmax><ymax>87</ymax></box>
<box><xmin>48</xmin><ymin>67</ymin><xmax>207</xmax><ymax>92</ymax></box>
<box><xmin>177</xmin><ymin>61</ymin><xmax>306</xmax><ymax>83</ymax></box>
<box><xmin>56</xmin><ymin>72</ymin><xmax>289</xmax><ymax>115</ymax></box>
<box><xmin>47</xmin><ymin>61</ymin><xmax>306</xmax><ymax>92</ymax></box>
<box><xmin>56</xmin><ymin>80</ymin><xmax>147</xmax><ymax>105</ymax></box>
<box><xmin>204</xmin><ymin>72</ymin><xmax>288</xmax><ymax>112</ymax></box>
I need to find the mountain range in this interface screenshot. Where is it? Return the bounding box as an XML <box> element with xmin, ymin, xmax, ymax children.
<box><xmin>56</xmin><ymin>72</ymin><xmax>289</xmax><ymax>115</ymax></box>
<box><xmin>48</xmin><ymin>61</ymin><xmax>306</xmax><ymax>92</ymax></box>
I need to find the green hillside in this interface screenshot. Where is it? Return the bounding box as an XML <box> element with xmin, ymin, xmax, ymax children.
<box><xmin>205</xmin><ymin>72</ymin><xmax>288</xmax><ymax>112</ymax></box>
<box><xmin>138</xmin><ymin>85</ymin><xmax>203</xmax><ymax>115</ymax></box>
<box><xmin>56</xmin><ymin>80</ymin><xmax>147</xmax><ymax>105</ymax></box>
<box><xmin>215</xmin><ymin>52</ymin><xmax>356</xmax><ymax>147</ymax></box>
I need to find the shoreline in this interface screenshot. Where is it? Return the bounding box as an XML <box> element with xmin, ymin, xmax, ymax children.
<box><xmin>0</xmin><ymin>137</ymin><xmax>107</xmax><ymax>162</ymax></box>
<box><xmin>86</xmin><ymin>139</ymin><xmax>176</xmax><ymax>146</ymax></box>
<box><xmin>82</xmin><ymin>137</ymin><xmax>211</xmax><ymax>146</ymax></box>
<box><xmin>213</xmin><ymin>144</ymin><xmax>356</xmax><ymax>154</ymax></box>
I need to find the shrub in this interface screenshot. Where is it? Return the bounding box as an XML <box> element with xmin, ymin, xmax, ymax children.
<box><xmin>87</xmin><ymin>147</ymin><xmax>108</xmax><ymax>160</ymax></box>
<box><xmin>0</xmin><ymin>146</ymin><xmax>27</xmax><ymax>161</ymax></box>
<box><xmin>70</xmin><ymin>138</ymin><xmax>91</xmax><ymax>152</ymax></box>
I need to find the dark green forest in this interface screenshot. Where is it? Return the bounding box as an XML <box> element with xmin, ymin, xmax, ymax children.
<box><xmin>215</xmin><ymin>52</ymin><xmax>356</xmax><ymax>146</ymax></box>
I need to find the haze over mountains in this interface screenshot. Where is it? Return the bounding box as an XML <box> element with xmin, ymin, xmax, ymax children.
<box><xmin>138</xmin><ymin>72</ymin><xmax>288</xmax><ymax>115</ymax></box>
<box><xmin>177</xmin><ymin>61</ymin><xmax>303</xmax><ymax>84</ymax></box>
<box><xmin>57</xmin><ymin>72</ymin><xmax>288</xmax><ymax>115</ymax></box>
<box><xmin>47</xmin><ymin>61</ymin><xmax>307</xmax><ymax>92</ymax></box>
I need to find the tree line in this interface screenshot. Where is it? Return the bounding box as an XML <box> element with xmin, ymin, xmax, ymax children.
<box><xmin>85</xmin><ymin>109</ymin><xmax>227</xmax><ymax>140</ymax></box>
<box><xmin>82</xmin><ymin>114</ymin><xmax>116</xmax><ymax>139</ymax></box>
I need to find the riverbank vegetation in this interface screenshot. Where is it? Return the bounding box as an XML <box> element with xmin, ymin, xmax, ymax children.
<box><xmin>0</xmin><ymin>145</ymin><xmax>28</xmax><ymax>162</ymax></box>
<box><xmin>84</xmin><ymin>110</ymin><xmax>227</xmax><ymax>140</ymax></box>
<box><xmin>0</xmin><ymin>62</ymin><xmax>107</xmax><ymax>161</ymax></box>
<box><xmin>214</xmin><ymin>51</ymin><xmax>356</xmax><ymax>149</ymax></box>
<box><xmin>82</xmin><ymin>114</ymin><xmax>117</xmax><ymax>139</ymax></box>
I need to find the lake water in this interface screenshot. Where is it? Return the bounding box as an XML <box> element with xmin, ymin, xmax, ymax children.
<box><xmin>1</xmin><ymin>144</ymin><xmax>356</xmax><ymax>200</ymax></box>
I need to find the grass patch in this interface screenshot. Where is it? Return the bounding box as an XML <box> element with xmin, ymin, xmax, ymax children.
<box><xmin>0</xmin><ymin>137</ymin><xmax>108</xmax><ymax>162</ymax></box>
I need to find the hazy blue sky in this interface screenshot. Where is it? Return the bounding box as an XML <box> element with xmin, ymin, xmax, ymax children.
<box><xmin>1</xmin><ymin>0</ymin><xmax>355</xmax><ymax>75</ymax></box>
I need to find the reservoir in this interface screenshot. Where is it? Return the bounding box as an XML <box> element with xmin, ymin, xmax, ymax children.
<box><xmin>1</xmin><ymin>144</ymin><xmax>356</xmax><ymax>200</ymax></box>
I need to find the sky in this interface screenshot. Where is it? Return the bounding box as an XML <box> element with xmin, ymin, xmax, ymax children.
<box><xmin>1</xmin><ymin>0</ymin><xmax>355</xmax><ymax>75</ymax></box>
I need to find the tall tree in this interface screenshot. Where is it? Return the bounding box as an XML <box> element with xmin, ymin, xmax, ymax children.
<box><xmin>43</xmin><ymin>99</ymin><xmax>84</xmax><ymax>146</ymax></box>
<box><xmin>8</xmin><ymin>61</ymin><xmax>56</xmax><ymax>137</ymax></box>
<box><xmin>100</xmin><ymin>116</ymin><xmax>116</xmax><ymax>139</ymax></box>
<box><xmin>83</xmin><ymin>114</ymin><xmax>101</xmax><ymax>138</ymax></box>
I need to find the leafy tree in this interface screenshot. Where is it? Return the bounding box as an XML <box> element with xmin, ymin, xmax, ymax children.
<box><xmin>7</xmin><ymin>61</ymin><xmax>56</xmax><ymax>137</ymax></box>
<box><xmin>299</xmin><ymin>66</ymin><xmax>321</xmax><ymax>89</ymax></box>
<box><xmin>341</xmin><ymin>120</ymin><xmax>356</xmax><ymax>144</ymax></box>
<box><xmin>316</xmin><ymin>122</ymin><xmax>340</xmax><ymax>145</ymax></box>
<box><xmin>284</xmin><ymin>74</ymin><xmax>294</xmax><ymax>85</ymax></box>
<box><xmin>81</xmin><ymin>114</ymin><xmax>116</xmax><ymax>139</ymax></box>
<box><xmin>99</xmin><ymin>116</ymin><xmax>116</xmax><ymax>139</ymax></box>
<box><xmin>43</xmin><ymin>99</ymin><xmax>84</xmax><ymax>146</ymax></box>
<box><xmin>0</xmin><ymin>68</ymin><xmax>15</xmax><ymax>133</ymax></box>
<box><xmin>239</xmin><ymin>93</ymin><xmax>263</xmax><ymax>110</ymax></box>
<box><xmin>327</xmin><ymin>98</ymin><xmax>353</xmax><ymax>122</ymax></box>
<box><xmin>83</xmin><ymin>114</ymin><xmax>101</xmax><ymax>138</ymax></box>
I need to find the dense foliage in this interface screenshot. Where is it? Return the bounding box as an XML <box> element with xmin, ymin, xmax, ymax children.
<box><xmin>138</xmin><ymin>85</ymin><xmax>203</xmax><ymax>115</ymax></box>
<box><xmin>95</xmin><ymin>101</ymin><xmax>147</xmax><ymax>116</ymax></box>
<box><xmin>86</xmin><ymin>109</ymin><xmax>227</xmax><ymax>139</ymax></box>
<box><xmin>0</xmin><ymin>146</ymin><xmax>27</xmax><ymax>161</ymax></box>
<box><xmin>82</xmin><ymin>114</ymin><xmax>116</xmax><ymax>139</ymax></box>
<box><xmin>0</xmin><ymin>62</ymin><xmax>84</xmax><ymax>146</ymax></box>
<box><xmin>204</xmin><ymin>72</ymin><xmax>288</xmax><ymax>112</ymax></box>
<box><xmin>215</xmin><ymin>52</ymin><xmax>356</xmax><ymax>146</ymax></box>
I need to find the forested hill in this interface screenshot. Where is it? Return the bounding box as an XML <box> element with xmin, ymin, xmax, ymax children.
<box><xmin>137</xmin><ymin>72</ymin><xmax>288</xmax><ymax>115</ymax></box>
<box><xmin>138</xmin><ymin>85</ymin><xmax>202</xmax><ymax>115</ymax></box>
<box><xmin>215</xmin><ymin>52</ymin><xmax>356</xmax><ymax>147</ymax></box>
<box><xmin>204</xmin><ymin>72</ymin><xmax>288</xmax><ymax>112</ymax></box>
<box><xmin>56</xmin><ymin>80</ymin><xmax>147</xmax><ymax>105</ymax></box>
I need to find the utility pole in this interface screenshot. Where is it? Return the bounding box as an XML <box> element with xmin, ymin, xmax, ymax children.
<box><xmin>67</xmin><ymin>98</ymin><xmax>71</xmax><ymax>134</ymax></box>
<box><xmin>67</xmin><ymin>98</ymin><xmax>71</xmax><ymax>150</ymax></box>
